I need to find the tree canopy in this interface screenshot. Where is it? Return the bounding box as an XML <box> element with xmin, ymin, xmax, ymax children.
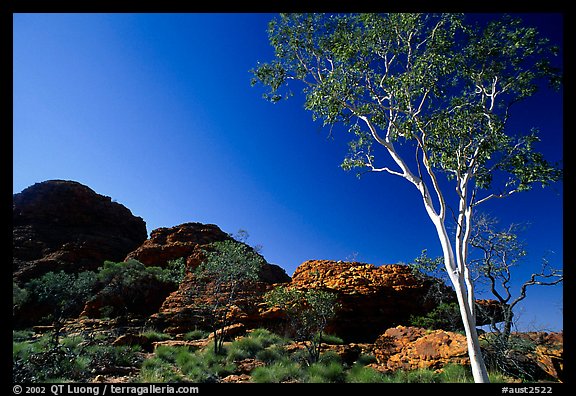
<box><xmin>252</xmin><ymin>13</ymin><xmax>562</xmax><ymax>203</ymax></box>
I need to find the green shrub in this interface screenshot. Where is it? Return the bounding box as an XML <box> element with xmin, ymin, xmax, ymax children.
<box><xmin>139</xmin><ymin>357</ymin><xmax>183</xmax><ymax>382</ymax></box>
<box><xmin>251</xmin><ymin>359</ymin><xmax>303</xmax><ymax>383</ymax></box>
<box><xmin>346</xmin><ymin>365</ymin><xmax>389</xmax><ymax>383</ymax></box>
<box><xmin>227</xmin><ymin>328</ymin><xmax>287</xmax><ymax>362</ymax></box>
<box><xmin>154</xmin><ymin>345</ymin><xmax>186</xmax><ymax>363</ymax></box>
<box><xmin>227</xmin><ymin>336</ymin><xmax>263</xmax><ymax>361</ymax></box>
<box><xmin>409</xmin><ymin>302</ymin><xmax>463</xmax><ymax>332</ymax></box>
<box><xmin>140</xmin><ymin>329</ymin><xmax>172</xmax><ymax>342</ymax></box>
<box><xmin>175</xmin><ymin>345</ymin><xmax>235</xmax><ymax>382</ymax></box>
<box><xmin>256</xmin><ymin>344</ymin><xmax>287</xmax><ymax>364</ymax></box>
<box><xmin>355</xmin><ymin>353</ymin><xmax>378</xmax><ymax>366</ymax></box>
<box><xmin>306</xmin><ymin>360</ymin><xmax>346</xmax><ymax>383</ymax></box>
<box><xmin>12</xmin><ymin>329</ymin><xmax>34</xmax><ymax>342</ymax></box>
<box><xmin>437</xmin><ymin>364</ymin><xmax>472</xmax><ymax>383</ymax></box>
<box><xmin>84</xmin><ymin>343</ymin><xmax>141</xmax><ymax>368</ymax></box>
<box><xmin>391</xmin><ymin>368</ymin><xmax>440</xmax><ymax>383</ymax></box>
<box><xmin>25</xmin><ymin>270</ymin><xmax>98</xmax><ymax>323</ymax></box>
<box><xmin>183</xmin><ymin>329</ymin><xmax>210</xmax><ymax>340</ymax></box>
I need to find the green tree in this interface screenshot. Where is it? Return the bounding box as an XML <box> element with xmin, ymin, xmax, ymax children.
<box><xmin>12</xmin><ymin>281</ymin><xmax>28</xmax><ymax>315</ymax></box>
<box><xmin>195</xmin><ymin>239</ymin><xmax>265</xmax><ymax>354</ymax></box>
<box><xmin>25</xmin><ymin>270</ymin><xmax>97</xmax><ymax>346</ymax></box>
<box><xmin>265</xmin><ymin>286</ymin><xmax>339</xmax><ymax>364</ymax></box>
<box><xmin>94</xmin><ymin>259</ymin><xmax>185</xmax><ymax>317</ymax></box>
<box><xmin>251</xmin><ymin>13</ymin><xmax>562</xmax><ymax>382</ymax></box>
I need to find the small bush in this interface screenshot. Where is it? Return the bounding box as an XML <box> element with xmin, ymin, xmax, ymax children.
<box><xmin>437</xmin><ymin>364</ymin><xmax>472</xmax><ymax>383</ymax></box>
<box><xmin>139</xmin><ymin>357</ymin><xmax>183</xmax><ymax>382</ymax></box>
<box><xmin>306</xmin><ymin>360</ymin><xmax>346</xmax><ymax>383</ymax></box>
<box><xmin>183</xmin><ymin>329</ymin><xmax>210</xmax><ymax>340</ymax></box>
<box><xmin>409</xmin><ymin>302</ymin><xmax>463</xmax><ymax>331</ymax></box>
<box><xmin>251</xmin><ymin>360</ymin><xmax>303</xmax><ymax>383</ymax></box>
<box><xmin>227</xmin><ymin>336</ymin><xmax>262</xmax><ymax>361</ymax></box>
<box><xmin>140</xmin><ymin>330</ymin><xmax>172</xmax><ymax>342</ymax></box>
<box><xmin>226</xmin><ymin>329</ymin><xmax>287</xmax><ymax>362</ymax></box>
<box><xmin>256</xmin><ymin>344</ymin><xmax>287</xmax><ymax>364</ymax></box>
<box><xmin>154</xmin><ymin>345</ymin><xmax>186</xmax><ymax>363</ymax></box>
<box><xmin>391</xmin><ymin>368</ymin><xmax>440</xmax><ymax>383</ymax></box>
<box><xmin>346</xmin><ymin>365</ymin><xmax>389</xmax><ymax>383</ymax></box>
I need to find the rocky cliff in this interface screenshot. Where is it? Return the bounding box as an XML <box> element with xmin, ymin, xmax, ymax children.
<box><xmin>142</xmin><ymin>223</ymin><xmax>290</xmax><ymax>333</ymax></box>
<box><xmin>289</xmin><ymin>260</ymin><xmax>455</xmax><ymax>341</ymax></box>
<box><xmin>13</xmin><ymin>180</ymin><xmax>147</xmax><ymax>282</ymax></box>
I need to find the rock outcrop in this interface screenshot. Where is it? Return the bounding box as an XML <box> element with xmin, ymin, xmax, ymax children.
<box><xmin>124</xmin><ymin>222</ymin><xmax>290</xmax><ymax>283</ymax></box>
<box><xmin>124</xmin><ymin>223</ymin><xmax>229</xmax><ymax>269</ymax></box>
<box><xmin>13</xmin><ymin>180</ymin><xmax>147</xmax><ymax>283</ymax></box>
<box><xmin>126</xmin><ymin>222</ymin><xmax>290</xmax><ymax>333</ymax></box>
<box><xmin>371</xmin><ymin>325</ymin><xmax>469</xmax><ymax>372</ymax></box>
<box><xmin>289</xmin><ymin>260</ymin><xmax>455</xmax><ymax>342</ymax></box>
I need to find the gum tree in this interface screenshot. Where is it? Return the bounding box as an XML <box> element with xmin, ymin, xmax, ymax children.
<box><xmin>251</xmin><ymin>13</ymin><xmax>562</xmax><ymax>382</ymax></box>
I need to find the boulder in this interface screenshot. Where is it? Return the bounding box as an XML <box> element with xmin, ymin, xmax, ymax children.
<box><xmin>13</xmin><ymin>180</ymin><xmax>147</xmax><ymax>282</ymax></box>
<box><xmin>372</xmin><ymin>325</ymin><xmax>469</xmax><ymax>372</ymax></box>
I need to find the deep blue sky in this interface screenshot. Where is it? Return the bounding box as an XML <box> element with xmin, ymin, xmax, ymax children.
<box><xmin>13</xmin><ymin>13</ymin><xmax>563</xmax><ymax>331</ymax></box>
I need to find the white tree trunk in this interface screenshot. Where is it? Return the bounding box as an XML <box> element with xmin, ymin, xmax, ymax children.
<box><xmin>451</xmin><ymin>272</ymin><xmax>490</xmax><ymax>383</ymax></box>
<box><xmin>432</xmin><ymin>215</ymin><xmax>491</xmax><ymax>383</ymax></box>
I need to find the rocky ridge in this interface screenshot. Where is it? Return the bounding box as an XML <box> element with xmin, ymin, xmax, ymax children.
<box><xmin>12</xmin><ymin>180</ymin><xmax>564</xmax><ymax>382</ymax></box>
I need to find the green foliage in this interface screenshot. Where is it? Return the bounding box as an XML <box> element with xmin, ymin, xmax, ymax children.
<box><xmin>92</xmin><ymin>259</ymin><xmax>185</xmax><ymax>317</ymax></box>
<box><xmin>133</xmin><ymin>329</ymin><xmax>537</xmax><ymax>383</ymax></box>
<box><xmin>155</xmin><ymin>257</ymin><xmax>187</xmax><ymax>285</ymax></box>
<box><xmin>317</xmin><ymin>333</ymin><xmax>344</xmax><ymax>345</ymax></box>
<box><xmin>13</xmin><ymin>281</ymin><xmax>28</xmax><ymax>314</ymax></box>
<box><xmin>13</xmin><ymin>331</ymin><xmax>140</xmax><ymax>382</ymax></box>
<box><xmin>409</xmin><ymin>302</ymin><xmax>463</xmax><ymax>332</ymax></box>
<box><xmin>25</xmin><ymin>270</ymin><xmax>97</xmax><ymax>322</ymax></box>
<box><xmin>175</xmin><ymin>344</ymin><xmax>235</xmax><ymax>383</ymax></box>
<box><xmin>391</xmin><ymin>368</ymin><xmax>440</xmax><ymax>383</ymax></box>
<box><xmin>97</xmin><ymin>258</ymin><xmax>184</xmax><ymax>288</ymax></box>
<box><xmin>195</xmin><ymin>239</ymin><xmax>265</xmax><ymax>354</ymax></box>
<box><xmin>227</xmin><ymin>328</ymin><xmax>287</xmax><ymax>362</ymax></box>
<box><xmin>139</xmin><ymin>343</ymin><xmax>236</xmax><ymax>383</ymax></box>
<box><xmin>196</xmin><ymin>240</ymin><xmax>264</xmax><ymax>284</ymax></box>
<box><xmin>139</xmin><ymin>356</ymin><xmax>184</xmax><ymax>382</ymax></box>
<box><xmin>183</xmin><ymin>329</ymin><xmax>210</xmax><ymax>340</ymax></box>
<box><xmin>264</xmin><ymin>286</ymin><xmax>339</xmax><ymax>363</ymax></box>
<box><xmin>306</xmin><ymin>360</ymin><xmax>346</xmax><ymax>383</ymax></box>
<box><xmin>252</xmin><ymin>12</ymin><xmax>562</xmax><ymax>199</ymax></box>
<box><xmin>437</xmin><ymin>364</ymin><xmax>473</xmax><ymax>383</ymax></box>
<box><xmin>139</xmin><ymin>329</ymin><xmax>172</xmax><ymax>342</ymax></box>
<box><xmin>250</xmin><ymin>360</ymin><xmax>303</xmax><ymax>383</ymax></box>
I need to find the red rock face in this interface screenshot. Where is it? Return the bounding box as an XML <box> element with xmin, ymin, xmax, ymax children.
<box><xmin>128</xmin><ymin>222</ymin><xmax>290</xmax><ymax>333</ymax></box>
<box><xmin>124</xmin><ymin>223</ymin><xmax>229</xmax><ymax>269</ymax></box>
<box><xmin>289</xmin><ymin>260</ymin><xmax>455</xmax><ymax>342</ymax></box>
<box><xmin>13</xmin><ymin>180</ymin><xmax>147</xmax><ymax>282</ymax></box>
<box><xmin>372</xmin><ymin>325</ymin><xmax>469</xmax><ymax>372</ymax></box>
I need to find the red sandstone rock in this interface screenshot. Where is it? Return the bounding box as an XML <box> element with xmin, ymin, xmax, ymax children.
<box><xmin>372</xmin><ymin>326</ymin><xmax>469</xmax><ymax>371</ymax></box>
<box><xmin>289</xmin><ymin>260</ymin><xmax>455</xmax><ymax>342</ymax></box>
<box><xmin>13</xmin><ymin>180</ymin><xmax>147</xmax><ymax>282</ymax></box>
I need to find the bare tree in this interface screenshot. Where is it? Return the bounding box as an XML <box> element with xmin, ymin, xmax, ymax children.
<box><xmin>470</xmin><ymin>213</ymin><xmax>563</xmax><ymax>342</ymax></box>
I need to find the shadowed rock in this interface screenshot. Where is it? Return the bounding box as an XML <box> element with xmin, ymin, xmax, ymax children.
<box><xmin>13</xmin><ymin>180</ymin><xmax>147</xmax><ymax>283</ymax></box>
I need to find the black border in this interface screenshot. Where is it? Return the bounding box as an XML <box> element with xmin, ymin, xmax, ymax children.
<box><xmin>5</xmin><ymin>0</ymin><xmax>573</xmax><ymax>391</ymax></box>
